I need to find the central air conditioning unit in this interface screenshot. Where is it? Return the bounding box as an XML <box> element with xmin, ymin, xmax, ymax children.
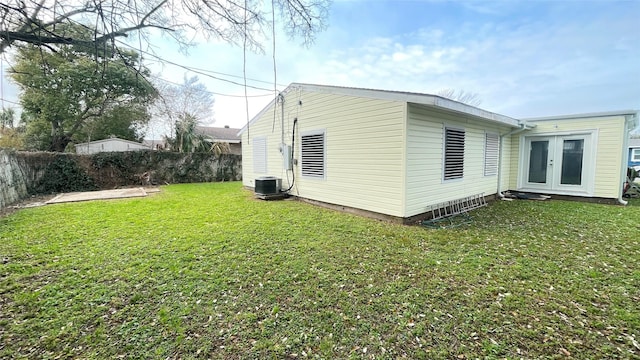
<box><xmin>255</xmin><ymin>176</ymin><xmax>282</xmax><ymax>199</ymax></box>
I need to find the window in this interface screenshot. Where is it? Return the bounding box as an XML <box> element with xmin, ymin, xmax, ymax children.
<box><xmin>484</xmin><ymin>133</ymin><xmax>499</xmax><ymax>176</ymax></box>
<box><xmin>633</xmin><ymin>148</ymin><xmax>640</xmax><ymax>162</ymax></box>
<box><xmin>253</xmin><ymin>137</ymin><xmax>267</xmax><ymax>173</ymax></box>
<box><xmin>443</xmin><ymin>127</ymin><xmax>465</xmax><ymax>180</ymax></box>
<box><xmin>301</xmin><ymin>131</ymin><xmax>325</xmax><ymax>178</ymax></box>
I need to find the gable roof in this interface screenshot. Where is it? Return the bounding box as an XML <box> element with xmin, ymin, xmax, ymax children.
<box><xmin>196</xmin><ymin>126</ymin><xmax>241</xmax><ymax>143</ymax></box>
<box><xmin>239</xmin><ymin>83</ymin><xmax>521</xmax><ymax>134</ymax></box>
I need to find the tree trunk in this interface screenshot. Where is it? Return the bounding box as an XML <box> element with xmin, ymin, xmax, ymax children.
<box><xmin>49</xmin><ymin>135</ymin><xmax>71</xmax><ymax>152</ymax></box>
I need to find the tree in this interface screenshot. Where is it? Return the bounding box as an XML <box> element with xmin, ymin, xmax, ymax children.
<box><xmin>152</xmin><ymin>75</ymin><xmax>214</xmax><ymax>136</ymax></box>
<box><xmin>76</xmin><ymin>103</ymin><xmax>151</xmax><ymax>143</ymax></box>
<box><xmin>0</xmin><ymin>0</ymin><xmax>330</xmax><ymax>54</ymax></box>
<box><xmin>0</xmin><ymin>128</ymin><xmax>24</xmax><ymax>149</ymax></box>
<box><xmin>150</xmin><ymin>75</ymin><xmax>215</xmax><ymax>146</ymax></box>
<box><xmin>0</xmin><ymin>107</ymin><xmax>24</xmax><ymax>149</ymax></box>
<box><xmin>0</xmin><ymin>107</ymin><xmax>16</xmax><ymax>128</ymax></box>
<box><xmin>10</xmin><ymin>30</ymin><xmax>157</xmax><ymax>151</ymax></box>
<box><xmin>437</xmin><ymin>89</ymin><xmax>482</xmax><ymax>107</ymax></box>
<box><xmin>167</xmin><ymin>113</ymin><xmax>209</xmax><ymax>153</ymax></box>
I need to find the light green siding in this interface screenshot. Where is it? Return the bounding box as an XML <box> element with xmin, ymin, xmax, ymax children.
<box><xmin>510</xmin><ymin>115</ymin><xmax>626</xmax><ymax>198</ymax></box>
<box><xmin>508</xmin><ymin>135</ymin><xmax>520</xmax><ymax>190</ymax></box>
<box><xmin>242</xmin><ymin>89</ymin><xmax>407</xmax><ymax>217</ymax></box>
<box><xmin>404</xmin><ymin>104</ymin><xmax>514</xmax><ymax>217</ymax></box>
<box><xmin>500</xmin><ymin>135</ymin><xmax>513</xmax><ymax>191</ymax></box>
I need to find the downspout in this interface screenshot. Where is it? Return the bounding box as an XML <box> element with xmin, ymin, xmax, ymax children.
<box><xmin>497</xmin><ymin>122</ymin><xmax>535</xmax><ymax>199</ymax></box>
<box><xmin>618</xmin><ymin>113</ymin><xmax>638</xmax><ymax>205</ymax></box>
<box><xmin>280</xmin><ymin>93</ymin><xmax>285</xmax><ymax>149</ymax></box>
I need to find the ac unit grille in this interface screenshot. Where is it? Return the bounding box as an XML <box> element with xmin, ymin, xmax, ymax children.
<box><xmin>255</xmin><ymin>176</ymin><xmax>281</xmax><ymax>196</ymax></box>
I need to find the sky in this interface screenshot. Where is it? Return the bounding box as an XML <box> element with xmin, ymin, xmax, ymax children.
<box><xmin>1</xmin><ymin>0</ymin><xmax>639</xmax><ymax>138</ymax></box>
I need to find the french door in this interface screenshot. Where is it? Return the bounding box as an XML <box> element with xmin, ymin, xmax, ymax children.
<box><xmin>523</xmin><ymin>134</ymin><xmax>592</xmax><ymax>194</ymax></box>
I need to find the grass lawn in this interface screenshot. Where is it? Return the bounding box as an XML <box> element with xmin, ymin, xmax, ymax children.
<box><xmin>1</xmin><ymin>182</ymin><xmax>639</xmax><ymax>359</ymax></box>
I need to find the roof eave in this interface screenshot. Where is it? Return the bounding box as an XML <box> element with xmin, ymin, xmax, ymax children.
<box><xmin>524</xmin><ymin>110</ymin><xmax>639</xmax><ymax>122</ymax></box>
<box><xmin>238</xmin><ymin>83</ymin><xmax>521</xmax><ymax>134</ymax></box>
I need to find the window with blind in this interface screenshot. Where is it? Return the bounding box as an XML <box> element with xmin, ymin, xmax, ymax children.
<box><xmin>301</xmin><ymin>131</ymin><xmax>325</xmax><ymax>178</ymax></box>
<box><xmin>443</xmin><ymin>127</ymin><xmax>465</xmax><ymax>180</ymax></box>
<box><xmin>484</xmin><ymin>133</ymin><xmax>499</xmax><ymax>176</ymax></box>
<box><xmin>252</xmin><ymin>137</ymin><xmax>267</xmax><ymax>174</ymax></box>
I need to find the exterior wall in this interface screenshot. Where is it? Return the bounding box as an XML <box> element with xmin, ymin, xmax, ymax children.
<box><xmin>405</xmin><ymin>104</ymin><xmax>513</xmax><ymax>217</ymax></box>
<box><xmin>510</xmin><ymin>115</ymin><xmax>626</xmax><ymax>198</ymax></box>
<box><xmin>76</xmin><ymin>139</ymin><xmax>150</xmax><ymax>154</ymax></box>
<box><xmin>500</xmin><ymin>135</ymin><xmax>513</xmax><ymax>191</ymax></box>
<box><xmin>0</xmin><ymin>150</ymin><xmax>28</xmax><ymax>208</ymax></box>
<box><xmin>242</xmin><ymin>88</ymin><xmax>407</xmax><ymax>217</ymax></box>
<box><xmin>508</xmin><ymin>136</ymin><xmax>521</xmax><ymax>190</ymax></box>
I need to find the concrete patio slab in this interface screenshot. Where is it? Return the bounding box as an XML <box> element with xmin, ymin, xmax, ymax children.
<box><xmin>46</xmin><ymin>187</ymin><xmax>155</xmax><ymax>204</ymax></box>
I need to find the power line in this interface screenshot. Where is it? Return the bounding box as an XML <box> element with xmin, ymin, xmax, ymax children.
<box><xmin>148</xmin><ymin>73</ymin><xmax>273</xmax><ymax>98</ymax></box>
<box><xmin>115</xmin><ymin>40</ymin><xmax>280</xmax><ymax>92</ymax></box>
<box><xmin>1</xmin><ymin>51</ymin><xmax>274</xmax><ymax>100</ymax></box>
<box><xmin>0</xmin><ymin>98</ymin><xmax>20</xmax><ymax>106</ymax></box>
<box><xmin>158</xmin><ymin>60</ymin><xmax>287</xmax><ymax>88</ymax></box>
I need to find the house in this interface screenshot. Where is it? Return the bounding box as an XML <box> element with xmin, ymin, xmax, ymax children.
<box><xmin>629</xmin><ymin>138</ymin><xmax>640</xmax><ymax>170</ymax></box>
<box><xmin>196</xmin><ymin>125</ymin><xmax>242</xmax><ymax>155</ymax></box>
<box><xmin>142</xmin><ymin>139</ymin><xmax>167</xmax><ymax>151</ymax></box>
<box><xmin>75</xmin><ymin>137</ymin><xmax>151</xmax><ymax>154</ymax></box>
<box><xmin>240</xmin><ymin>83</ymin><xmax>639</xmax><ymax>222</ymax></box>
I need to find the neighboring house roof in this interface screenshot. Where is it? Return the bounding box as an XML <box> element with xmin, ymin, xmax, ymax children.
<box><xmin>75</xmin><ymin>137</ymin><xmax>150</xmax><ymax>147</ymax></box>
<box><xmin>629</xmin><ymin>138</ymin><xmax>640</xmax><ymax>148</ymax></box>
<box><xmin>196</xmin><ymin>126</ymin><xmax>242</xmax><ymax>143</ymax></box>
<box><xmin>239</xmin><ymin>83</ymin><xmax>521</xmax><ymax>134</ymax></box>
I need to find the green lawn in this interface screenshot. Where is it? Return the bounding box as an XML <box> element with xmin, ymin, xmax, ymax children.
<box><xmin>1</xmin><ymin>182</ymin><xmax>639</xmax><ymax>359</ymax></box>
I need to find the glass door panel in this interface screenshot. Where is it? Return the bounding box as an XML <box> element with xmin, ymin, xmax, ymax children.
<box><xmin>528</xmin><ymin>140</ymin><xmax>549</xmax><ymax>184</ymax></box>
<box><xmin>560</xmin><ymin>139</ymin><xmax>584</xmax><ymax>185</ymax></box>
<box><xmin>521</xmin><ymin>134</ymin><xmax>591</xmax><ymax>194</ymax></box>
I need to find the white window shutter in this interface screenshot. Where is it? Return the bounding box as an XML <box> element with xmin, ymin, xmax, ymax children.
<box><xmin>253</xmin><ymin>137</ymin><xmax>267</xmax><ymax>173</ymax></box>
<box><xmin>444</xmin><ymin>128</ymin><xmax>465</xmax><ymax>180</ymax></box>
<box><xmin>484</xmin><ymin>133</ymin><xmax>499</xmax><ymax>176</ymax></box>
<box><xmin>301</xmin><ymin>132</ymin><xmax>325</xmax><ymax>178</ymax></box>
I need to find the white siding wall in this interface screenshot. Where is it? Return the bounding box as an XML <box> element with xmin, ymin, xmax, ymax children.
<box><xmin>508</xmin><ymin>136</ymin><xmax>520</xmax><ymax>191</ymax></box>
<box><xmin>76</xmin><ymin>139</ymin><xmax>149</xmax><ymax>154</ymax></box>
<box><xmin>500</xmin><ymin>135</ymin><xmax>513</xmax><ymax>191</ymax></box>
<box><xmin>242</xmin><ymin>89</ymin><xmax>407</xmax><ymax>217</ymax></box>
<box><xmin>509</xmin><ymin>115</ymin><xmax>626</xmax><ymax>198</ymax></box>
<box><xmin>405</xmin><ymin>105</ymin><xmax>513</xmax><ymax>217</ymax></box>
<box><xmin>241</xmin><ymin>98</ymin><xmax>286</xmax><ymax>188</ymax></box>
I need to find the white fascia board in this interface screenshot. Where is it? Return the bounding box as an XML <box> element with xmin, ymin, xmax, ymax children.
<box><xmin>524</xmin><ymin>110</ymin><xmax>639</xmax><ymax>122</ymax></box>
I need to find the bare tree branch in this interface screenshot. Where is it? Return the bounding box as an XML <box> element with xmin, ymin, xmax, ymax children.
<box><xmin>437</xmin><ymin>88</ymin><xmax>483</xmax><ymax>107</ymax></box>
<box><xmin>1</xmin><ymin>0</ymin><xmax>330</xmax><ymax>54</ymax></box>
